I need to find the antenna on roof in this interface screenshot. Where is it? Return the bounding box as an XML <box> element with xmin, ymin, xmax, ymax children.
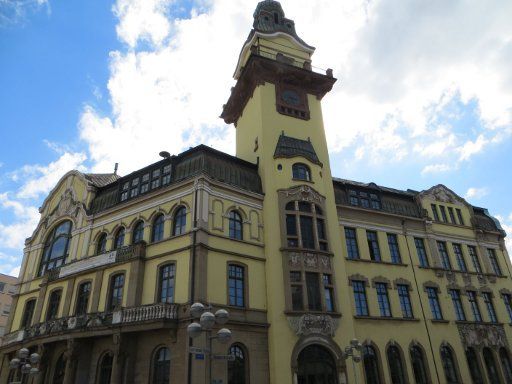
<box><xmin>159</xmin><ymin>151</ymin><xmax>171</xmax><ymax>159</ymax></box>
<box><xmin>114</xmin><ymin>163</ymin><xmax>118</xmax><ymax>175</ymax></box>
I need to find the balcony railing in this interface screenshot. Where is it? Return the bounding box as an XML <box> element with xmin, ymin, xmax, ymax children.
<box><xmin>46</xmin><ymin>243</ymin><xmax>146</xmax><ymax>282</ymax></box>
<box><xmin>1</xmin><ymin>303</ymin><xmax>179</xmax><ymax>347</ymax></box>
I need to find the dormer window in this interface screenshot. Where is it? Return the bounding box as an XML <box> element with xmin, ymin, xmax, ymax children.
<box><xmin>348</xmin><ymin>190</ymin><xmax>381</xmax><ymax>210</ymax></box>
<box><xmin>292</xmin><ymin>163</ymin><xmax>311</xmax><ymax>181</ymax></box>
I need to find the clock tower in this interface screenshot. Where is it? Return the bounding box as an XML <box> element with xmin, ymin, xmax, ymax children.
<box><xmin>222</xmin><ymin>2</ymin><xmax>356</xmax><ymax>384</ymax></box>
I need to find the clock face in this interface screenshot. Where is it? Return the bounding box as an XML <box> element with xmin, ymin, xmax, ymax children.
<box><xmin>282</xmin><ymin>89</ymin><xmax>301</xmax><ymax>106</ymax></box>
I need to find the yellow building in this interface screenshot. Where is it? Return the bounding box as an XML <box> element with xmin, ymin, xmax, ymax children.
<box><xmin>1</xmin><ymin>1</ymin><xmax>512</xmax><ymax>383</ymax></box>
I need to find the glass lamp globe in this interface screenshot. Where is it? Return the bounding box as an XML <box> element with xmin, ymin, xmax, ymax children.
<box><xmin>29</xmin><ymin>367</ymin><xmax>40</xmax><ymax>376</ymax></box>
<box><xmin>9</xmin><ymin>358</ymin><xmax>20</xmax><ymax>369</ymax></box>
<box><xmin>21</xmin><ymin>363</ymin><xmax>31</xmax><ymax>374</ymax></box>
<box><xmin>200</xmin><ymin>312</ymin><xmax>215</xmax><ymax>330</ymax></box>
<box><xmin>187</xmin><ymin>322</ymin><xmax>202</xmax><ymax>338</ymax></box>
<box><xmin>190</xmin><ymin>302</ymin><xmax>205</xmax><ymax>319</ymax></box>
<box><xmin>30</xmin><ymin>353</ymin><xmax>40</xmax><ymax>364</ymax></box>
<box><xmin>215</xmin><ymin>309</ymin><xmax>229</xmax><ymax>325</ymax></box>
<box><xmin>217</xmin><ymin>328</ymin><xmax>232</xmax><ymax>344</ymax></box>
<box><xmin>18</xmin><ymin>348</ymin><xmax>29</xmax><ymax>359</ymax></box>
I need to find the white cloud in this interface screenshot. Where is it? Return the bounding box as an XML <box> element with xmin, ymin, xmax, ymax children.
<box><xmin>495</xmin><ymin>214</ymin><xmax>512</xmax><ymax>259</ymax></box>
<box><xmin>421</xmin><ymin>163</ymin><xmax>454</xmax><ymax>175</ymax></box>
<box><xmin>0</xmin><ymin>0</ymin><xmax>50</xmax><ymax>27</ymax></box>
<box><xmin>0</xmin><ymin>194</ymin><xmax>39</xmax><ymax>250</ymax></box>
<box><xmin>13</xmin><ymin>152</ymin><xmax>87</xmax><ymax>199</ymax></box>
<box><xmin>464</xmin><ymin>187</ymin><xmax>489</xmax><ymax>201</ymax></box>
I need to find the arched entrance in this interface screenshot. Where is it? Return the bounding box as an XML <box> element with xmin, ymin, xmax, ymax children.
<box><xmin>297</xmin><ymin>345</ymin><xmax>338</xmax><ymax>384</ymax></box>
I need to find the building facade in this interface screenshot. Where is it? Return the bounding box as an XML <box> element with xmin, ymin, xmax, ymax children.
<box><xmin>1</xmin><ymin>1</ymin><xmax>512</xmax><ymax>383</ymax></box>
<box><xmin>0</xmin><ymin>274</ymin><xmax>17</xmax><ymax>338</ymax></box>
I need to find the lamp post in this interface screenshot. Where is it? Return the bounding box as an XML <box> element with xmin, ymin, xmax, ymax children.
<box><xmin>9</xmin><ymin>347</ymin><xmax>40</xmax><ymax>384</ymax></box>
<box><xmin>343</xmin><ymin>339</ymin><xmax>362</xmax><ymax>384</ymax></box>
<box><xmin>187</xmin><ymin>303</ymin><xmax>232</xmax><ymax>384</ymax></box>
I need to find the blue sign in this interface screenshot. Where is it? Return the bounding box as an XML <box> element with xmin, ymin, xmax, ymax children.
<box><xmin>195</xmin><ymin>353</ymin><xmax>205</xmax><ymax>360</ymax></box>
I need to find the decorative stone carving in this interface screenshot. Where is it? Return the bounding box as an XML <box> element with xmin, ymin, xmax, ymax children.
<box><xmin>457</xmin><ymin>323</ymin><xmax>508</xmax><ymax>349</ymax></box>
<box><xmin>348</xmin><ymin>274</ymin><xmax>369</xmax><ymax>286</ymax></box>
<box><xmin>320</xmin><ymin>255</ymin><xmax>331</xmax><ymax>269</ymax></box>
<box><xmin>288</xmin><ymin>251</ymin><xmax>331</xmax><ymax>271</ymax></box>
<box><xmin>462</xmin><ymin>274</ymin><xmax>472</xmax><ymax>286</ymax></box>
<box><xmin>477</xmin><ymin>274</ymin><xmax>487</xmax><ymax>285</ymax></box>
<box><xmin>304</xmin><ymin>254</ymin><xmax>318</xmax><ymax>268</ymax></box>
<box><xmin>288</xmin><ymin>314</ymin><xmax>339</xmax><ymax>337</ymax></box>
<box><xmin>393</xmin><ymin>278</ymin><xmax>412</xmax><ymax>290</ymax></box>
<box><xmin>446</xmin><ymin>271</ymin><xmax>456</xmax><ymax>283</ymax></box>
<box><xmin>45</xmin><ymin>189</ymin><xmax>82</xmax><ymax>228</ymax></box>
<box><xmin>421</xmin><ymin>185</ymin><xmax>464</xmax><ymax>206</ymax></box>
<box><xmin>282</xmin><ymin>185</ymin><xmax>323</xmax><ymax>203</ymax></box>
<box><xmin>371</xmin><ymin>276</ymin><xmax>391</xmax><ymax>288</ymax></box>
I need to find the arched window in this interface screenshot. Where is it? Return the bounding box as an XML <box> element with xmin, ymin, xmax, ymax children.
<box><xmin>132</xmin><ymin>221</ymin><xmax>144</xmax><ymax>244</ymax></box>
<box><xmin>75</xmin><ymin>281</ymin><xmax>91</xmax><ymax>316</ymax></box>
<box><xmin>466</xmin><ymin>347</ymin><xmax>484</xmax><ymax>384</ymax></box>
<box><xmin>153</xmin><ymin>347</ymin><xmax>170</xmax><ymax>384</ymax></box>
<box><xmin>114</xmin><ymin>228</ymin><xmax>125</xmax><ymax>249</ymax></box>
<box><xmin>363</xmin><ymin>345</ymin><xmax>382</xmax><ymax>384</ymax></box>
<box><xmin>387</xmin><ymin>345</ymin><xmax>407</xmax><ymax>384</ymax></box>
<box><xmin>440</xmin><ymin>345</ymin><xmax>460</xmax><ymax>384</ymax></box>
<box><xmin>229</xmin><ymin>211</ymin><xmax>243</xmax><ymax>240</ymax></box>
<box><xmin>158</xmin><ymin>264</ymin><xmax>175</xmax><ymax>303</ymax></box>
<box><xmin>172</xmin><ymin>206</ymin><xmax>186</xmax><ymax>236</ymax></box>
<box><xmin>228</xmin><ymin>344</ymin><xmax>247</xmax><ymax>384</ymax></box>
<box><xmin>410</xmin><ymin>345</ymin><xmax>429</xmax><ymax>384</ymax></box>
<box><xmin>52</xmin><ymin>353</ymin><xmax>66</xmax><ymax>384</ymax></box>
<box><xmin>97</xmin><ymin>233</ymin><xmax>107</xmax><ymax>254</ymax></box>
<box><xmin>21</xmin><ymin>299</ymin><xmax>36</xmax><ymax>328</ymax></box>
<box><xmin>108</xmin><ymin>273</ymin><xmax>124</xmax><ymax>310</ymax></box>
<box><xmin>46</xmin><ymin>289</ymin><xmax>62</xmax><ymax>321</ymax></box>
<box><xmin>297</xmin><ymin>345</ymin><xmax>337</xmax><ymax>384</ymax></box>
<box><xmin>285</xmin><ymin>201</ymin><xmax>327</xmax><ymax>250</ymax></box>
<box><xmin>97</xmin><ymin>353</ymin><xmax>113</xmax><ymax>384</ymax></box>
<box><xmin>39</xmin><ymin>220</ymin><xmax>72</xmax><ymax>275</ymax></box>
<box><xmin>483</xmin><ymin>347</ymin><xmax>500</xmax><ymax>384</ymax></box>
<box><xmin>292</xmin><ymin>163</ymin><xmax>311</xmax><ymax>181</ymax></box>
<box><xmin>499</xmin><ymin>348</ymin><xmax>512</xmax><ymax>383</ymax></box>
<box><xmin>152</xmin><ymin>214</ymin><xmax>165</xmax><ymax>242</ymax></box>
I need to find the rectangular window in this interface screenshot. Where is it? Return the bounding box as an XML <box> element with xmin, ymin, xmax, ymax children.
<box><xmin>75</xmin><ymin>282</ymin><xmax>91</xmax><ymax>316</ymax></box>
<box><xmin>397</xmin><ymin>284</ymin><xmax>413</xmax><ymax>318</ymax></box>
<box><xmin>387</xmin><ymin>234</ymin><xmax>402</xmax><ymax>264</ymax></box>
<box><xmin>449</xmin><ymin>289</ymin><xmax>466</xmax><ymax>321</ymax></box>
<box><xmin>375</xmin><ymin>283</ymin><xmax>392</xmax><ymax>317</ymax></box>
<box><xmin>487</xmin><ymin>249</ymin><xmax>502</xmax><ymax>275</ymax></box>
<box><xmin>426</xmin><ymin>287</ymin><xmax>443</xmax><ymax>320</ymax></box>
<box><xmin>323</xmin><ymin>274</ymin><xmax>334</xmax><ymax>312</ymax></box>
<box><xmin>159</xmin><ymin>264</ymin><xmax>176</xmax><ymax>304</ymax></box>
<box><xmin>21</xmin><ymin>299</ymin><xmax>36</xmax><ymax>328</ymax></box>
<box><xmin>300</xmin><ymin>216</ymin><xmax>315</xmax><ymax>249</ymax></box>
<box><xmin>439</xmin><ymin>205</ymin><xmax>448</xmax><ymax>222</ymax></box>
<box><xmin>437</xmin><ymin>241</ymin><xmax>452</xmax><ymax>270</ymax></box>
<box><xmin>286</xmin><ymin>215</ymin><xmax>298</xmax><ymax>247</ymax></box>
<box><xmin>345</xmin><ymin>228</ymin><xmax>359</xmax><ymax>259</ymax></box>
<box><xmin>431</xmin><ymin>204</ymin><xmax>440</xmax><ymax>221</ymax></box>
<box><xmin>306</xmin><ymin>272</ymin><xmax>322</xmax><ymax>311</ymax></box>
<box><xmin>317</xmin><ymin>219</ymin><xmax>328</xmax><ymax>251</ymax></box>
<box><xmin>467</xmin><ymin>291</ymin><xmax>482</xmax><ymax>322</ymax></box>
<box><xmin>352</xmin><ymin>281</ymin><xmax>369</xmax><ymax>316</ymax></box>
<box><xmin>502</xmin><ymin>294</ymin><xmax>512</xmax><ymax>323</ymax></box>
<box><xmin>228</xmin><ymin>264</ymin><xmax>245</xmax><ymax>307</ymax></box>
<box><xmin>109</xmin><ymin>274</ymin><xmax>125</xmax><ymax>311</ymax></box>
<box><xmin>0</xmin><ymin>282</ymin><xmax>4</xmax><ymax>292</ymax></box>
<box><xmin>448</xmin><ymin>207</ymin><xmax>456</xmax><ymax>224</ymax></box>
<box><xmin>468</xmin><ymin>246</ymin><xmax>482</xmax><ymax>273</ymax></box>
<box><xmin>366</xmin><ymin>231</ymin><xmax>381</xmax><ymax>261</ymax></box>
<box><xmin>370</xmin><ymin>193</ymin><xmax>381</xmax><ymax>209</ymax></box>
<box><xmin>162</xmin><ymin>164</ymin><xmax>172</xmax><ymax>185</ymax></box>
<box><xmin>483</xmin><ymin>292</ymin><xmax>497</xmax><ymax>323</ymax></box>
<box><xmin>456</xmin><ymin>208</ymin><xmax>464</xmax><ymax>225</ymax></box>
<box><xmin>290</xmin><ymin>271</ymin><xmax>303</xmax><ymax>311</ymax></box>
<box><xmin>414</xmin><ymin>238</ymin><xmax>429</xmax><ymax>267</ymax></box>
<box><xmin>46</xmin><ymin>290</ymin><xmax>62</xmax><ymax>321</ymax></box>
<box><xmin>453</xmin><ymin>244</ymin><xmax>467</xmax><ymax>272</ymax></box>
<box><xmin>2</xmin><ymin>304</ymin><xmax>10</xmax><ymax>316</ymax></box>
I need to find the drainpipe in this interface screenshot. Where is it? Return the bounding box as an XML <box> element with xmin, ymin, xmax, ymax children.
<box><xmin>187</xmin><ymin>183</ymin><xmax>199</xmax><ymax>384</ymax></box>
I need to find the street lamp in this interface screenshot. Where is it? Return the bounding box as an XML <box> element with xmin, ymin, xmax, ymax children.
<box><xmin>187</xmin><ymin>303</ymin><xmax>232</xmax><ymax>384</ymax></box>
<box><xmin>343</xmin><ymin>338</ymin><xmax>363</xmax><ymax>384</ymax></box>
<box><xmin>9</xmin><ymin>348</ymin><xmax>40</xmax><ymax>383</ymax></box>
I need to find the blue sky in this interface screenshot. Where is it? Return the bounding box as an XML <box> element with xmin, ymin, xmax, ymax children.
<box><xmin>1</xmin><ymin>0</ymin><xmax>511</xmax><ymax>275</ymax></box>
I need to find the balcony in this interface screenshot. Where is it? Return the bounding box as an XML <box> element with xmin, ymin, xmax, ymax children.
<box><xmin>1</xmin><ymin>302</ymin><xmax>178</xmax><ymax>347</ymax></box>
<box><xmin>46</xmin><ymin>243</ymin><xmax>146</xmax><ymax>282</ymax></box>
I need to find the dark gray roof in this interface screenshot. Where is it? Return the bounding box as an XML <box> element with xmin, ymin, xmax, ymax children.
<box><xmin>332</xmin><ymin>178</ymin><xmax>417</xmax><ymax>197</ymax></box>
<box><xmin>274</xmin><ymin>134</ymin><xmax>321</xmax><ymax>165</ymax></box>
<box><xmin>90</xmin><ymin>145</ymin><xmax>262</xmax><ymax>214</ymax></box>
<box><xmin>85</xmin><ymin>173</ymin><xmax>120</xmax><ymax>188</ymax></box>
<box><xmin>252</xmin><ymin>1</ymin><xmax>314</xmax><ymax>50</ymax></box>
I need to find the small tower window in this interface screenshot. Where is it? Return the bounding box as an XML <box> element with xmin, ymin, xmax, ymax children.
<box><xmin>273</xmin><ymin>12</ymin><xmax>279</xmax><ymax>24</ymax></box>
<box><xmin>292</xmin><ymin>163</ymin><xmax>311</xmax><ymax>181</ymax></box>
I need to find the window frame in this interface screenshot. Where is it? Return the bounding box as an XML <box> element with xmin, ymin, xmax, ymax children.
<box><xmin>386</xmin><ymin>345</ymin><xmax>407</xmax><ymax>384</ymax></box>
<box><xmin>414</xmin><ymin>238</ymin><xmax>429</xmax><ymax>267</ymax></box>
<box><xmin>468</xmin><ymin>245</ymin><xmax>482</xmax><ymax>273</ymax></box>
<box><xmin>387</xmin><ymin>233</ymin><xmax>402</xmax><ymax>264</ymax></box>
<box><xmin>157</xmin><ymin>263</ymin><xmax>176</xmax><ymax>304</ymax></box>
<box><xmin>113</xmin><ymin>227</ymin><xmax>125</xmax><ymax>250</ymax></box>
<box><xmin>366</xmin><ymin>231</ymin><xmax>381</xmax><ymax>261</ymax></box>
<box><xmin>38</xmin><ymin>220</ymin><xmax>73</xmax><ymax>276</ymax></box>
<box><xmin>96</xmin><ymin>232</ymin><xmax>107</xmax><ymax>255</ymax></box>
<box><xmin>449</xmin><ymin>289</ymin><xmax>466</xmax><ymax>321</ymax></box>
<box><xmin>132</xmin><ymin>220</ymin><xmax>145</xmax><ymax>244</ymax></box>
<box><xmin>452</xmin><ymin>244</ymin><xmax>467</xmax><ymax>272</ymax></box>
<box><xmin>426</xmin><ymin>287</ymin><xmax>443</xmax><ymax>320</ymax></box>
<box><xmin>362</xmin><ymin>344</ymin><xmax>384</xmax><ymax>384</ymax></box>
<box><xmin>292</xmin><ymin>163</ymin><xmax>311</xmax><ymax>181</ymax></box>
<box><xmin>397</xmin><ymin>284</ymin><xmax>413</xmax><ymax>319</ymax></box>
<box><xmin>21</xmin><ymin>298</ymin><xmax>36</xmax><ymax>328</ymax></box>
<box><xmin>172</xmin><ymin>206</ymin><xmax>187</xmax><ymax>236</ymax></box>
<box><xmin>227</xmin><ymin>263</ymin><xmax>246</xmax><ymax>308</ymax></box>
<box><xmin>410</xmin><ymin>344</ymin><xmax>430</xmax><ymax>384</ymax></box>
<box><xmin>152</xmin><ymin>214</ymin><xmax>165</xmax><ymax>242</ymax></box>
<box><xmin>46</xmin><ymin>288</ymin><xmax>62</xmax><ymax>321</ymax></box>
<box><xmin>487</xmin><ymin>248</ymin><xmax>502</xmax><ymax>276</ymax></box>
<box><xmin>151</xmin><ymin>346</ymin><xmax>171</xmax><ymax>384</ymax></box>
<box><xmin>345</xmin><ymin>227</ymin><xmax>360</xmax><ymax>259</ymax></box>
<box><xmin>228</xmin><ymin>343</ymin><xmax>249</xmax><ymax>384</ymax></box>
<box><xmin>437</xmin><ymin>241</ymin><xmax>452</xmax><ymax>270</ymax></box>
<box><xmin>375</xmin><ymin>282</ymin><xmax>392</xmax><ymax>317</ymax></box>
<box><xmin>284</xmin><ymin>201</ymin><xmax>328</xmax><ymax>251</ymax></box>
<box><xmin>75</xmin><ymin>280</ymin><xmax>92</xmax><ymax>316</ymax></box>
<box><xmin>482</xmin><ymin>292</ymin><xmax>498</xmax><ymax>323</ymax></box>
<box><xmin>467</xmin><ymin>290</ymin><xmax>482</xmax><ymax>322</ymax></box>
<box><xmin>107</xmin><ymin>273</ymin><xmax>125</xmax><ymax>311</ymax></box>
<box><xmin>228</xmin><ymin>210</ymin><xmax>244</xmax><ymax>241</ymax></box>
<box><xmin>440</xmin><ymin>345</ymin><xmax>461</xmax><ymax>384</ymax></box>
<box><xmin>352</xmin><ymin>280</ymin><xmax>369</xmax><ymax>316</ymax></box>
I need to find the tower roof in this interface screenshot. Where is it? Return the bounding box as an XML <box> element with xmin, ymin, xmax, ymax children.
<box><xmin>251</xmin><ymin>0</ymin><xmax>313</xmax><ymax>50</ymax></box>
